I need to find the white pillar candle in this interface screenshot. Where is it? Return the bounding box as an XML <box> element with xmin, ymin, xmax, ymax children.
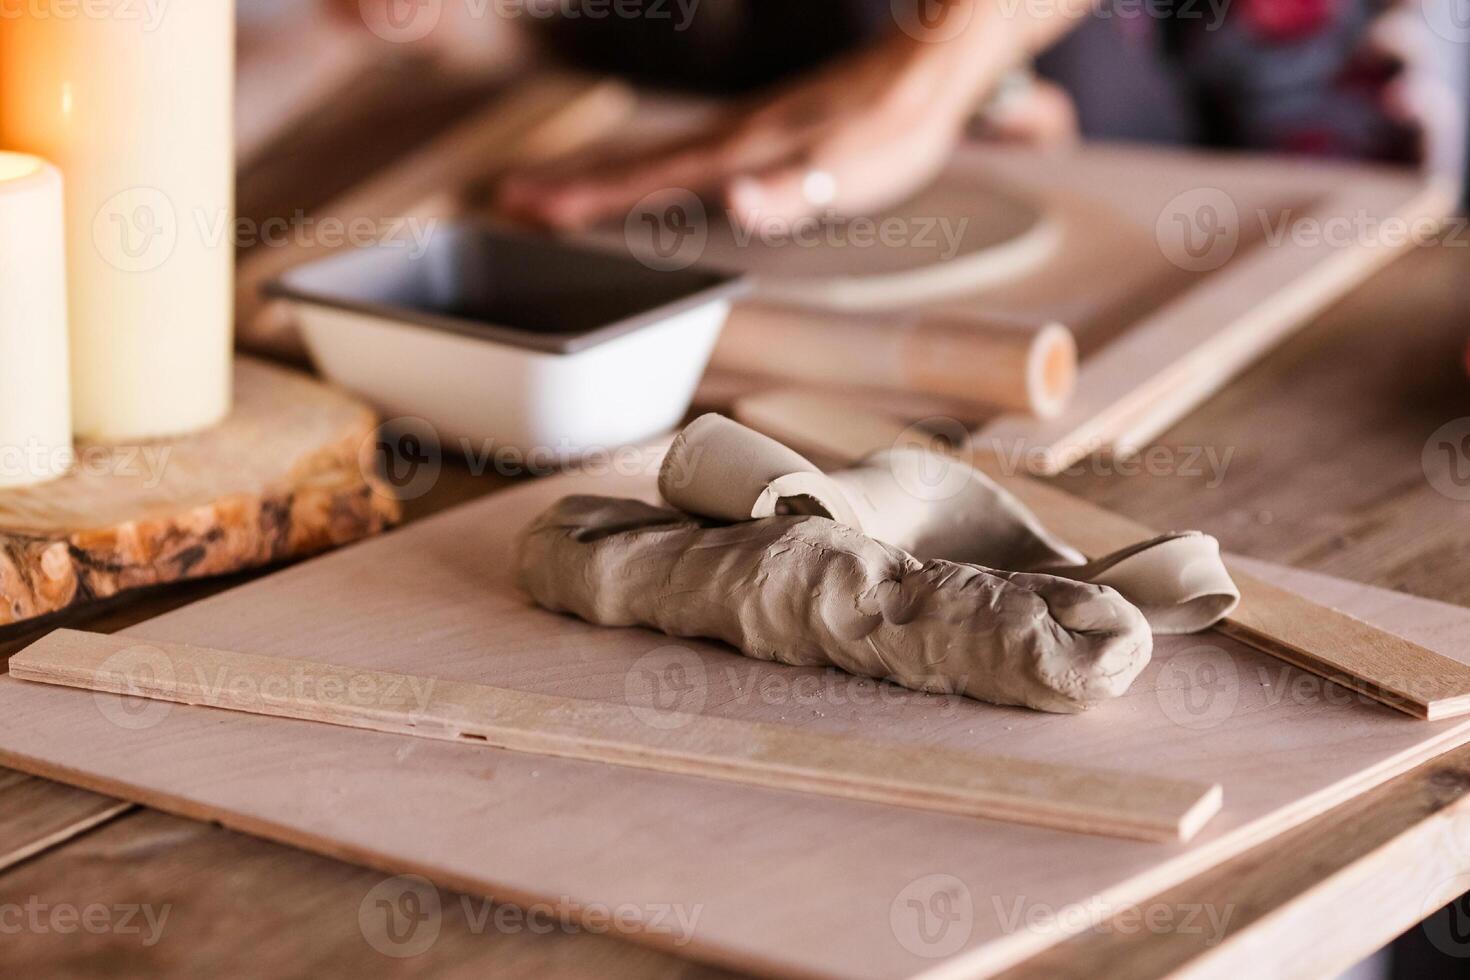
<box><xmin>0</xmin><ymin>152</ymin><xmax>71</xmax><ymax>488</ymax></box>
<box><xmin>0</xmin><ymin>2</ymin><xmax>235</xmax><ymax>441</ymax></box>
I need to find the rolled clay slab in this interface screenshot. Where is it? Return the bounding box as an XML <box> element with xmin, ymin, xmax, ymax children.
<box><xmin>659</xmin><ymin>415</ymin><xmax>1240</xmax><ymax>635</ymax></box>
<box><xmin>1051</xmin><ymin>532</ymin><xmax>1241</xmax><ymax>635</ymax></box>
<box><xmin>516</xmin><ymin>496</ymin><xmax>1152</xmax><ymax>713</ymax></box>
<box><xmin>659</xmin><ymin>413</ymin><xmax>861</xmax><ymax>529</ymax></box>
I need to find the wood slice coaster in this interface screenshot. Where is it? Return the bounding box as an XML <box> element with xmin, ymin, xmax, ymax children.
<box><xmin>0</xmin><ymin>358</ymin><xmax>400</xmax><ymax>628</ymax></box>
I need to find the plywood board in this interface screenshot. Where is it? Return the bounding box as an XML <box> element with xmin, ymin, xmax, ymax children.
<box><xmin>1</xmin><ymin>466</ymin><xmax>1469</xmax><ymax>979</ymax></box>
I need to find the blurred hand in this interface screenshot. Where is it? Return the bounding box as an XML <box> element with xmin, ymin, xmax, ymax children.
<box><xmin>496</xmin><ymin>30</ymin><xmax>1013</xmax><ymax>231</ymax></box>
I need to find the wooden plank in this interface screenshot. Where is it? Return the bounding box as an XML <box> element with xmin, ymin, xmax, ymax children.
<box><xmin>10</xmin><ymin>631</ymin><xmax>1222</xmax><ymax>843</ymax></box>
<box><xmin>1218</xmin><ymin>576</ymin><xmax>1470</xmax><ymax>722</ymax></box>
<box><xmin>0</xmin><ymin>806</ymin><xmax>737</xmax><ymax>979</ymax></box>
<box><xmin>966</xmin><ymin>452</ymin><xmax>1470</xmax><ymax>722</ymax></box>
<box><xmin>728</xmin><ymin>389</ymin><xmax>1470</xmax><ymax>722</ymax></box>
<box><xmin>975</xmin><ymin>168</ymin><xmax>1458</xmax><ymax>473</ymax></box>
<box><xmin>0</xmin><ymin>769</ymin><xmax>126</xmax><ymax>873</ymax></box>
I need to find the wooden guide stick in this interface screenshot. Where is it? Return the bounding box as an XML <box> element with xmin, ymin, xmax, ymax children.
<box><xmin>977</xmin><ymin>177</ymin><xmax>1459</xmax><ymax>474</ymax></box>
<box><xmin>730</xmin><ymin>389</ymin><xmax>1470</xmax><ymax>721</ymax></box>
<box><xmin>713</xmin><ymin>304</ymin><xmax>1077</xmax><ymax>418</ymax></box>
<box><xmin>11</xmin><ymin>630</ymin><xmax>1223</xmax><ymax>843</ymax></box>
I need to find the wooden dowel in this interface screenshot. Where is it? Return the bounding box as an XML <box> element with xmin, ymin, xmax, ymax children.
<box><xmin>10</xmin><ymin>630</ymin><xmax>1223</xmax><ymax>843</ymax></box>
<box><xmin>713</xmin><ymin>305</ymin><xmax>1077</xmax><ymax>418</ymax></box>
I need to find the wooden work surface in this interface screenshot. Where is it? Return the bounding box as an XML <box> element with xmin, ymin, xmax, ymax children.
<box><xmin>1</xmin><ymin>238</ymin><xmax>1469</xmax><ymax>977</ymax></box>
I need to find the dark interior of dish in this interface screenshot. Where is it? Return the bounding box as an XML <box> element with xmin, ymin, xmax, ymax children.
<box><xmin>269</xmin><ymin>224</ymin><xmax>744</xmax><ymax>354</ymax></box>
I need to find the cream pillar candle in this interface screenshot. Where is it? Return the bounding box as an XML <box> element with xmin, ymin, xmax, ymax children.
<box><xmin>0</xmin><ymin>153</ymin><xmax>72</xmax><ymax>488</ymax></box>
<box><xmin>0</xmin><ymin>2</ymin><xmax>234</xmax><ymax>441</ymax></box>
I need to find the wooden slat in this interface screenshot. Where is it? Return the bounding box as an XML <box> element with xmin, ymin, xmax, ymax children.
<box><xmin>10</xmin><ymin>631</ymin><xmax>1222</xmax><ymax>844</ymax></box>
<box><xmin>978</xmin><ymin>175</ymin><xmax>1459</xmax><ymax>473</ymax></box>
<box><xmin>0</xmin><ymin>770</ymin><xmax>127</xmax><ymax>873</ymax></box>
<box><xmin>1219</xmin><ymin>576</ymin><xmax>1470</xmax><ymax>722</ymax></box>
<box><xmin>965</xmin><ymin>452</ymin><xmax>1470</xmax><ymax>722</ymax></box>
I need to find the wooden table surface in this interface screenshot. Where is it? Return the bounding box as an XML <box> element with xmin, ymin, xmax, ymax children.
<box><xmin>2</xmin><ymin>239</ymin><xmax>1469</xmax><ymax>978</ymax></box>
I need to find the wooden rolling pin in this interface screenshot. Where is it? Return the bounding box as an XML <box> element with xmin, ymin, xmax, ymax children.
<box><xmin>713</xmin><ymin>304</ymin><xmax>1077</xmax><ymax>418</ymax></box>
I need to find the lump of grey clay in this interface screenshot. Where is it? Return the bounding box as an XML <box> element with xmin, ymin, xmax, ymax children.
<box><xmin>515</xmin><ymin>495</ymin><xmax>1154</xmax><ymax>714</ymax></box>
